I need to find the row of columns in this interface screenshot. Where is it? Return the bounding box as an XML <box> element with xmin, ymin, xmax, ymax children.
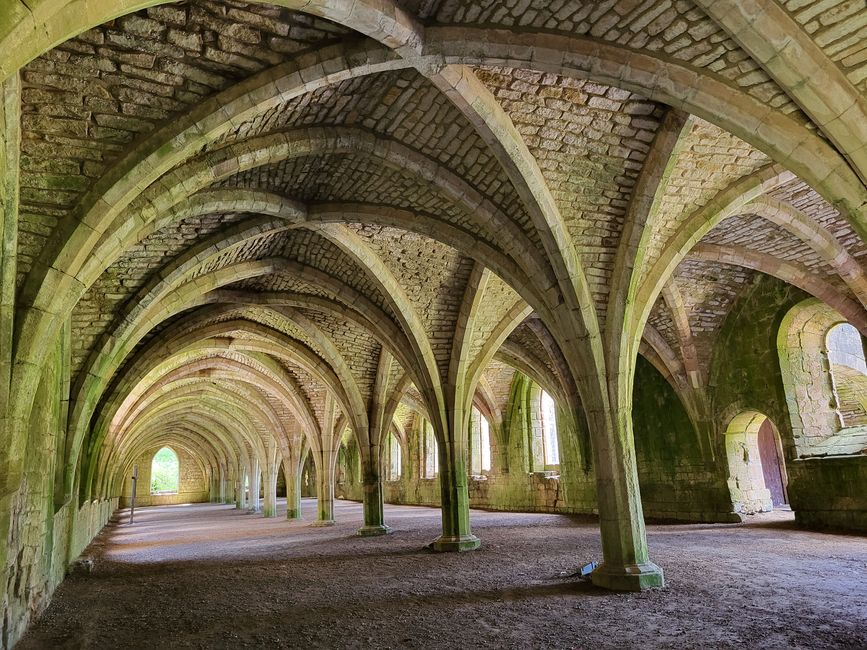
<box><xmin>202</xmin><ymin>450</ymin><xmax>392</xmax><ymax>534</ymax></box>
<box><xmin>197</xmin><ymin>432</ymin><xmax>490</xmax><ymax>547</ymax></box>
<box><xmin>199</xmin><ymin>413</ymin><xmax>658</xmax><ymax>594</ymax></box>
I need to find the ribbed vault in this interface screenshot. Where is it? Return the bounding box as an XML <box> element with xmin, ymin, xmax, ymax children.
<box><xmin>1</xmin><ymin>2</ymin><xmax>867</xmax><ymax>643</ymax></box>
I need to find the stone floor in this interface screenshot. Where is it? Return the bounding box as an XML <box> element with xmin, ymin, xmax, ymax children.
<box><xmin>18</xmin><ymin>499</ymin><xmax>867</xmax><ymax>649</ymax></box>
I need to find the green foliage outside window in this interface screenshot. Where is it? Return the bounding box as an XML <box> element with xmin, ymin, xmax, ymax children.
<box><xmin>151</xmin><ymin>447</ymin><xmax>179</xmax><ymax>494</ymax></box>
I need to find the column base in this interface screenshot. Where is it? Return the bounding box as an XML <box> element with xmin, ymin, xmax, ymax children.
<box><xmin>357</xmin><ymin>524</ymin><xmax>392</xmax><ymax>537</ymax></box>
<box><xmin>310</xmin><ymin>519</ymin><xmax>335</xmax><ymax>527</ymax></box>
<box><xmin>286</xmin><ymin>509</ymin><xmax>301</xmax><ymax>521</ymax></box>
<box><xmin>590</xmin><ymin>561</ymin><xmax>665</xmax><ymax>592</ymax></box>
<box><xmin>427</xmin><ymin>534</ymin><xmax>480</xmax><ymax>552</ymax></box>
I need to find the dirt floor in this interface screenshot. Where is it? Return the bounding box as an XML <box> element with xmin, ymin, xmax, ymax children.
<box><xmin>17</xmin><ymin>499</ymin><xmax>867</xmax><ymax>649</ymax></box>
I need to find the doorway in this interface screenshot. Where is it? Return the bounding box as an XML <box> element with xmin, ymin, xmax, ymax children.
<box><xmin>724</xmin><ymin>412</ymin><xmax>788</xmax><ymax>514</ymax></box>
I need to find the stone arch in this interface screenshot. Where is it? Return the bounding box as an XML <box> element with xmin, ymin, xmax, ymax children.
<box><xmin>85</xmin><ymin>348</ymin><xmax>309</xmax><ymax>503</ymax></box>
<box><xmin>428</xmin><ymin>29</ymin><xmax>867</xmax><ymax>241</ymax></box>
<box><xmin>723</xmin><ymin>411</ymin><xmax>788</xmax><ymax>514</ymax></box>
<box><xmin>72</xmin><ymin>284</ymin><xmax>380</xmax><ymax>486</ymax></box>
<box><xmin>689</xmin><ymin>245</ymin><xmax>867</xmax><ymax>334</ymax></box>
<box><xmin>117</xmin><ymin>434</ymin><xmax>221</xmax><ymax>498</ymax></box>
<box><xmin>96</xmin><ymin>387</ymin><xmax>266</xmax><ymax>500</ymax></box>
<box><xmin>779</xmin><ymin>299</ymin><xmax>867</xmax><ymax>458</ymax></box>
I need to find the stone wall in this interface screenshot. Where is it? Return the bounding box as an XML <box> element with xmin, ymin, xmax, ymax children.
<box><xmin>711</xmin><ymin>275</ymin><xmax>867</xmax><ymax>531</ymax></box>
<box><xmin>338</xmin><ymin>361</ymin><xmax>736</xmax><ymax>522</ymax></box>
<box><xmin>632</xmin><ymin>357</ymin><xmax>736</xmax><ymax>523</ymax></box>
<box><xmin>119</xmin><ymin>446</ymin><xmax>209</xmax><ymax>508</ymax></box>
<box><xmin>788</xmin><ymin>456</ymin><xmax>867</xmax><ymax>532</ymax></box>
<box><xmin>1</xmin><ymin>329</ymin><xmax>116</xmax><ymax>648</ymax></box>
<box><xmin>338</xmin><ymin>295</ymin><xmax>867</xmax><ymax>532</ymax></box>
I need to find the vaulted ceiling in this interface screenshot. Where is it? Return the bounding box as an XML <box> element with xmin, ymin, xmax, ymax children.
<box><xmin>2</xmin><ymin>0</ymin><xmax>866</xmax><ymax>496</ymax></box>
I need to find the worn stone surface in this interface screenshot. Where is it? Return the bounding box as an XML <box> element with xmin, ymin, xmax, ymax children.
<box><xmin>16</xmin><ymin>500</ymin><xmax>867</xmax><ymax>649</ymax></box>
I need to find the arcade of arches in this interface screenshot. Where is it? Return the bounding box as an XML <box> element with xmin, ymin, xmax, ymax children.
<box><xmin>0</xmin><ymin>0</ymin><xmax>866</xmax><ymax>646</ymax></box>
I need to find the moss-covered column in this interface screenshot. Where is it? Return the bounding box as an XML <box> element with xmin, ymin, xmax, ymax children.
<box><xmin>236</xmin><ymin>466</ymin><xmax>247</xmax><ymax>510</ymax></box>
<box><xmin>0</xmin><ymin>74</ymin><xmax>21</xmax><ymax>633</ymax></box>
<box><xmin>233</xmin><ymin>464</ymin><xmax>242</xmax><ymax>507</ymax></box>
<box><xmin>209</xmin><ymin>473</ymin><xmax>219</xmax><ymax>502</ymax></box>
<box><xmin>310</xmin><ymin>449</ymin><xmax>335</xmax><ymax>526</ymax></box>
<box><xmin>262</xmin><ymin>460</ymin><xmax>278</xmax><ymax>518</ymax></box>
<box><xmin>219</xmin><ymin>467</ymin><xmax>228</xmax><ymax>504</ymax></box>
<box><xmin>588</xmin><ymin>403</ymin><xmax>664</xmax><ymax>591</ymax></box>
<box><xmin>222</xmin><ymin>466</ymin><xmax>235</xmax><ymax>505</ymax></box>
<box><xmin>357</xmin><ymin>448</ymin><xmax>390</xmax><ymax>536</ymax></box>
<box><xmin>248</xmin><ymin>461</ymin><xmax>261</xmax><ymax>512</ymax></box>
<box><xmin>504</xmin><ymin>375</ymin><xmax>533</xmax><ymax>475</ymax></box>
<box><xmin>430</xmin><ymin>413</ymin><xmax>479</xmax><ymax>552</ymax></box>
<box><xmin>285</xmin><ymin>457</ymin><xmax>302</xmax><ymax>520</ymax></box>
<box><xmin>312</xmin><ymin>466</ymin><xmax>334</xmax><ymax>525</ymax></box>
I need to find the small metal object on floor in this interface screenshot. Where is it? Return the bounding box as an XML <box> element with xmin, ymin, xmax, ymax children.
<box><xmin>560</xmin><ymin>560</ymin><xmax>598</xmax><ymax>579</ymax></box>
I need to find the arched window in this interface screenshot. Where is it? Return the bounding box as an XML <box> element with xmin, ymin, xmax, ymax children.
<box><xmin>779</xmin><ymin>300</ymin><xmax>867</xmax><ymax>455</ymax></box>
<box><xmin>541</xmin><ymin>391</ymin><xmax>560</xmax><ymax>466</ymax></box>
<box><xmin>422</xmin><ymin>419</ymin><xmax>438</xmax><ymax>479</ymax></box>
<box><xmin>826</xmin><ymin>322</ymin><xmax>867</xmax><ymax>428</ymax></box>
<box><xmin>386</xmin><ymin>432</ymin><xmax>402</xmax><ymax>480</ymax></box>
<box><xmin>150</xmin><ymin>447</ymin><xmax>179</xmax><ymax>495</ymax></box>
<box><xmin>470</xmin><ymin>406</ymin><xmax>492</xmax><ymax>474</ymax></box>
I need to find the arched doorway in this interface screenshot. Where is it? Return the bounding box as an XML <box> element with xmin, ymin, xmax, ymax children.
<box><xmin>724</xmin><ymin>412</ymin><xmax>788</xmax><ymax>514</ymax></box>
<box><xmin>150</xmin><ymin>446</ymin><xmax>180</xmax><ymax>495</ymax></box>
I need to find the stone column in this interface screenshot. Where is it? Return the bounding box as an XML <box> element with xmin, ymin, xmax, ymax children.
<box><xmin>311</xmin><ymin>458</ymin><xmax>335</xmax><ymax>526</ymax></box>
<box><xmin>0</xmin><ymin>74</ymin><xmax>21</xmax><ymax>624</ymax></box>
<box><xmin>285</xmin><ymin>458</ymin><xmax>302</xmax><ymax>520</ymax></box>
<box><xmin>209</xmin><ymin>473</ymin><xmax>219</xmax><ymax>502</ymax></box>
<box><xmin>262</xmin><ymin>461</ymin><xmax>278</xmax><ymax>518</ymax></box>
<box><xmin>248</xmin><ymin>461</ymin><xmax>261</xmax><ymax>513</ymax></box>
<box><xmin>232</xmin><ymin>466</ymin><xmax>247</xmax><ymax>510</ymax></box>
<box><xmin>430</xmin><ymin>434</ymin><xmax>479</xmax><ymax>552</ymax></box>
<box><xmin>225</xmin><ymin>466</ymin><xmax>237</xmax><ymax>505</ymax></box>
<box><xmin>588</xmin><ymin>405</ymin><xmax>664</xmax><ymax>591</ymax></box>
<box><xmin>236</xmin><ymin>467</ymin><xmax>247</xmax><ymax>510</ymax></box>
<box><xmin>219</xmin><ymin>467</ymin><xmax>229</xmax><ymax>504</ymax></box>
<box><xmin>357</xmin><ymin>455</ymin><xmax>390</xmax><ymax>536</ymax></box>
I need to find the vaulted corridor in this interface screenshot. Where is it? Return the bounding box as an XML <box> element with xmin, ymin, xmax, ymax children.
<box><xmin>2</xmin><ymin>0</ymin><xmax>867</xmax><ymax>646</ymax></box>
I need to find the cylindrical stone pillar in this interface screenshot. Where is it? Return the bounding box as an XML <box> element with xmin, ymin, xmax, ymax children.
<box><xmin>262</xmin><ymin>463</ymin><xmax>278</xmax><ymax>518</ymax></box>
<box><xmin>286</xmin><ymin>461</ymin><xmax>302</xmax><ymax>520</ymax></box>
<box><xmin>430</xmin><ymin>436</ymin><xmax>480</xmax><ymax>552</ymax></box>
<box><xmin>357</xmin><ymin>465</ymin><xmax>390</xmax><ymax>536</ymax></box>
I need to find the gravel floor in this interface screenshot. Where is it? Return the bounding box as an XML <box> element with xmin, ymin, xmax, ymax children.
<box><xmin>17</xmin><ymin>498</ymin><xmax>867</xmax><ymax>649</ymax></box>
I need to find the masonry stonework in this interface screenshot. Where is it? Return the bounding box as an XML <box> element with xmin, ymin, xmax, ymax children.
<box><xmin>0</xmin><ymin>1</ymin><xmax>866</xmax><ymax>646</ymax></box>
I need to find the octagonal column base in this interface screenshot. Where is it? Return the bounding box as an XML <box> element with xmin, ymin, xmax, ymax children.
<box><xmin>427</xmin><ymin>534</ymin><xmax>480</xmax><ymax>552</ymax></box>
<box><xmin>357</xmin><ymin>524</ymin><xmax>392</xmax><ymax>537</ymax></box>
<box><xmin>590</xmin><ymin>562</ymin><xmax>665</xmax><ymax>591</ymax></box>
<box><xmin>310</xmin><ymin>519</ymin><xmax>335</xmax><ymax>527</ymax></box>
